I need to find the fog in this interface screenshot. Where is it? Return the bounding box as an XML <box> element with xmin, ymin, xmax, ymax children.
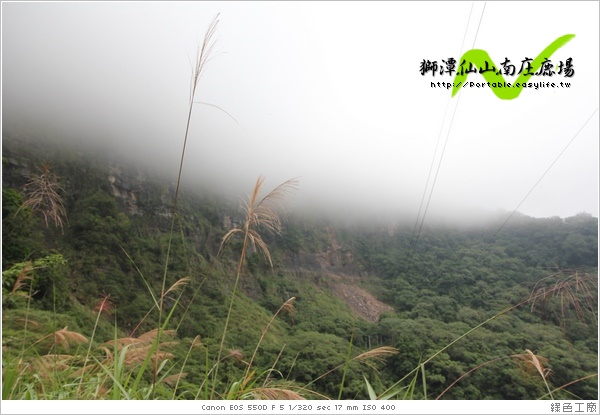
<box><xmin>2</xmin><ymin>2</ymin><xmax>599</xmax><ymax>222</ymax></box>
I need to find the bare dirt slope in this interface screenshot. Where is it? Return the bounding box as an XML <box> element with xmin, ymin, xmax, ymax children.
<box><xmin>284</xmin><ymin>226</ymin><xmax>394</xmax><ymax>322</ymax></box>
<box><xmin>327</xmin><ymin>273</ymin><xmax>393</xmax><ymax>322</ymax></box>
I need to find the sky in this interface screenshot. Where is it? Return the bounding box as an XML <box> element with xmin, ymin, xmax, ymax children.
<box><xmin>2</xmin><ymin>1</ymin><xmax>599</xmax><ymax>221</ymax></box>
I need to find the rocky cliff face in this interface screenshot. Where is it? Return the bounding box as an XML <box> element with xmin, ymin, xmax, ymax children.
<box><xmin>283</xmin><ymin>226</ymin><xmax>393</xmax><ymax>322</ymax></box>
<box><xmin>105</xmin><ymin>159</ymin><xmax>180</xmax><ymax>220</ymax></box>
<box><xmin>3</xmin><ymin>135</ymin><xmax>394</xmax><ymax>323</ymax></box>
<box><xmin>284</xmin><ymin>226</ymin><xmax>359</xmax><ymax>274</ymax></box>
<box><xmin>108</xmin><ymin>164</ymin><xmax>142</xmax><ymax>216</ymax></box>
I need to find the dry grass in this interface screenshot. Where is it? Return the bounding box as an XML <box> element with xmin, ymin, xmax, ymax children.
<box><xmin>92</xmin><ymin>294</ymin><xmax>113</xmax><ymax>316</ymax></box>
<box><xmin>220</xmin><ymin>176</ymin><xmax>299</xmax><ymax>268</ymax></box>
<box><xmin>190</xmin><ymin>335</ymin><xmax>203</xmax><ymax>349</ymax></box>
<box><xmin>249</xmin><ymin>387</ymin><xmax>305</xmax><ymax>400</ymax></box>
<box><xmin>528</xmin><ymin>271</ymin><xmax>598</xmax><ymax>327</ymax></box>
<box><xmin>436</xmin><ymin>349</ymin><xmax>554</xmax><ymax>399</ymax></box>
<box><xmin>50</xmin><ymin>327</ymin><xmax>88</xmax><ymax>349</ymax></box>
<box><xmin>354</xmin><ymin>346</ymin><xmax>400</xmax><ymax>362</ymax></box>
<box><xmin>23</xmin><ymin>328</ymin><xmax>182</xmax><ymax>394</ymax></box>
<box><xmin>188</xmin><ymin>14</ymin><xmax>220</xmax><ymax>106</ymax></box>
<box><xmin>125</xmin><ymin>346</ymin><xmax>174</xmax><ymax>367</ymax></box>
<box><xmin>226</xmin><ymin>349</ymin><xmax>246</xmax><ymax>364</ymax></box>
<box><xmin>164</xmin><ymin>277</ymin><xmax>191</xmax><ymax>299</ymax></box>
<box><xmin>4</xmin><ymin>263</ymin><xmax>35</xmax><ymax>304</ymax></box>
<box><xmin>36</xmin><ymin>354</ymin><xmax>74</xmax><ymax>372</ymax></box>
<box><xmin>212</xmin><ymin>176</ymin><xmax>298</xmax><ymax>398</ymax></box>
<box><xmin>353</xmin><ymin>346</ymin><xmax>400</xmax><ymax>371</ymax></box>
<box><xmin>9</xmin><ymin>263</ymin><xmax>33</xmax><ymax>295</ymax></box>
<box><xmin>280</xmin><ymin>297</ymin><xmax>295</xmax><ymax>318</ymax></box>
<box><xmin>154</xmin><ymin>13</ymin><xmax>220</xmax><ymax>392</ymax></box>
<box><xmin>513</xmin><ymin>349</ymin><xmax>551</xmax><ymax>380</ymax></box>
<box><xmin>305</xmin><ymin>345</ymin><xmax>399</xmax><ymax>391</ymax></box>
<box><xmin>137</xmin><ymin>329</ymin><xmax>175</xmax><ymax>345</ymax></box>
<box><xmin>101</xmin><ymin>329</ymin><xmax>176</xmax><ymax>356</ymax></box>
<box><xmin>98</xmin><ymin>346</ymin><xmax>114</xmax><ymax>364</ymax></box>
<box><xmin>18</xmin><ymin>163</ymin><xmax>67</xmax><ymax>232</ymax></box>
<box><xmin>514</xmin><ymin>349</ymin><xmax>554</xmax><ymax>399</ymax></box>
<box><xmin>12</xmin><ymin>318</ymin><xmax>39</xmax><ymax>328</ymax></box>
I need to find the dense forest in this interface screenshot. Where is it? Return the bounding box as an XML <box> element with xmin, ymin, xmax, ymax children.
<box><xmin>2</xmin><ymin>135</ymin><xmax>598</xmax><ymax>400</ymax></box>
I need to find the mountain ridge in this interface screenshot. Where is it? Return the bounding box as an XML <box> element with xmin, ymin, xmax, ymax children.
<box><xmin>2</xmin><ymin>134</ymin><xmax>598</xmax><ymax>399</ymax></box>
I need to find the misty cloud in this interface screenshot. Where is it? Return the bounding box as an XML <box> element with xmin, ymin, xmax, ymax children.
<box><xmin>2</xmin><ymin>2</ymin><xmax>598</xmax><ymax>221</ymax></box>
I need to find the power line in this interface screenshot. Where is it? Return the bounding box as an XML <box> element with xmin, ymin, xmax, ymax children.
<box><xmin>488</xmin><ymin>107</ymin><xmax>599</xmax><ymax>243</ymax></box>
<box><xmin>406</xmin><ymin>2</ymin><xmax>486</xmax><ymax>270</ymax></box>
<box><xmin>470</xmin><ymin>2</ymin><xmax>486</xmax><ymax>50</ymax></box>
<box><xmin>408</xmin><ymin>2</ymin><xmax>476</xmax><ymax>261</ymax></box>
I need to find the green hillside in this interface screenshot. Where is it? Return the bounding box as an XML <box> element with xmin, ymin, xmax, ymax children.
<box><xmin>2</xmin><ymin>135</ymin><xmax>597</xmax><ymax>400</ymax></box>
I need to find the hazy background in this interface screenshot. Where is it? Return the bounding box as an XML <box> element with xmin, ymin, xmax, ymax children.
<box><xmin>3</xmin><ymin>1</ymin><xmax>599</xmax><ymax>221</ymax></box>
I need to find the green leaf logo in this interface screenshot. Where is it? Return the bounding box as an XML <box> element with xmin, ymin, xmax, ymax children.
<box><xmin>452</xmin><ymin>34</ymin><xmax>575</xmax><ymax>100</ymax></box>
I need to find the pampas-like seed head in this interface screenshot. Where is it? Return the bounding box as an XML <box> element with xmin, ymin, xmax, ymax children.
<box><xmin>19</xmin><ymin>163</ymin><xmax>68</xmax><ymax>232</ymax></box>
<box><xmin>528</xmin><ymin>271</ymin><xmax>598</xmax><ymax>327</ymax></box>
<box><xmin>227</xmin><ymin>349</ymin><xmax>245</xmax><ymax>364</ymax></box>
<box><xmin>93</xmin><ymin>294</ymin><xmax>113</xmax><ymax>316</ymax></box>
<box><xmin>164</xmin><ymin>277</ymin><xmax>191</xmax><ymax>298</ymax></box>
<box><xmin>52</xmin><ymin>327</ymin><xmax>88</xmax><ymax>349</ymax></box>
<box><xmin>189</xmin><ymin>14</ymin><xmax>220</xmax><ymax>105</ymax></box>
<box><xmin>220</xmin><ymin>176</ymin><xmax>299</xmax><ymax>268</ymax></box>
<box><xmin>250</xmin><ymin>387</ymin><xmax>305</xmax><ymax>400</ymax></box>
<box><xmin>9</xmin><ymin>262</ymin><xmax>33</xmax><ymax>295</ymax></box>
<box><xmin>354</xmin><ymin>346</ymin><xmax>399</xmax><ymax>363</ymax></box>
<box><xmin>35</xmin><ymin>354</ymin><xmax>75</xmax><ymax>378</ymax></box>
<box><xmin>136</xmin><ymin>329</ymin><xmax>176</xmax><ymax>345</ymax></box>
<box><xmin>513</xmin><ymin>349</ymin><xmax>552</xmax><ymax>380</ymax></box>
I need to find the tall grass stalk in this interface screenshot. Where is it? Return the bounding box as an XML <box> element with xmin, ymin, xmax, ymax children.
<box><xmin>538</xmin><ymin>374</ymin><xmax>598</xmax><ymax>400</ymax></box>
<box><xmin>20</xmin><ymin>264</ymin><xmax>35</xmax><ymax>356</ymax></box>
<box><xmin>244</xmin><ymin>297</ymin><xmax>295</xmax><ymax>383</ymax></box>
<box><xmin>76</xmin><ymin>294</ymin><xmax>111</xmax><ymax>395</ymax></box>
<box><xmin>152</xmin><ymin>14</ymin><xmax>220</xmax><ymax>388</ymax></box>
<box><xmin>1</xmin><ymin>262</ymin><xmax>37</xmax><ymax>399</ymax></box>
<box><xmin>420</xmin><ymin>363</ymin><xmax>427</xmax><ymax>399</ymax></box>
<box><xmin>212</xmin><ymin>175</ymin><xmax>298</xmax><ymax>398</ymax></box>
<box><xmin>262</xmin><ymin>343</ymin><xmax>287</xmax><ymax>387</ymax></box>
<box><xmin>437</xmin><ymin>350</ymin><xmax>596</xmax><ymax>400</ymax></box>
<box><xmin>521</xmin><ymin>349</ymin><xmax>554</xmax><ymax>399</ymax></box>
<box><xmin>301</xmin><ymin>345</ymin><xmax>399</xmax><ymax>395</ymax></box>
<box><xmin>338</xmin><ymin>333</ymin><xmax>354</xmax><ymax>400</ymax></box>
<box><xmin>171</xmin><ymin>335</ymin><xmax>202</xmax><ymax>398</ymax></box>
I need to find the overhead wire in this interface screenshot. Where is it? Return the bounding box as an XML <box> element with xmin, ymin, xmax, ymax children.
<box><xmin>408</xmin><ymin>2</ymin><xmax>475</xmax><ymax>258</ymax></box>
<box><xmin>487</xmin><ymin>107</ymin><xmax>599</xmax><ymax>243</ymax></box>
<box><xmin>401</xmin><ymin>4</ymin><xmax>594</xmax><ymax>327</ymax></box>
<box><xmin>404</xmin><ymin>0</ymin><xmax>594</xmax><ymax>258</ymax></box>
<box><xmin>406</xmin><ymin>2</ymin><xmax>487</xmax><ymax>271</ymax></box>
